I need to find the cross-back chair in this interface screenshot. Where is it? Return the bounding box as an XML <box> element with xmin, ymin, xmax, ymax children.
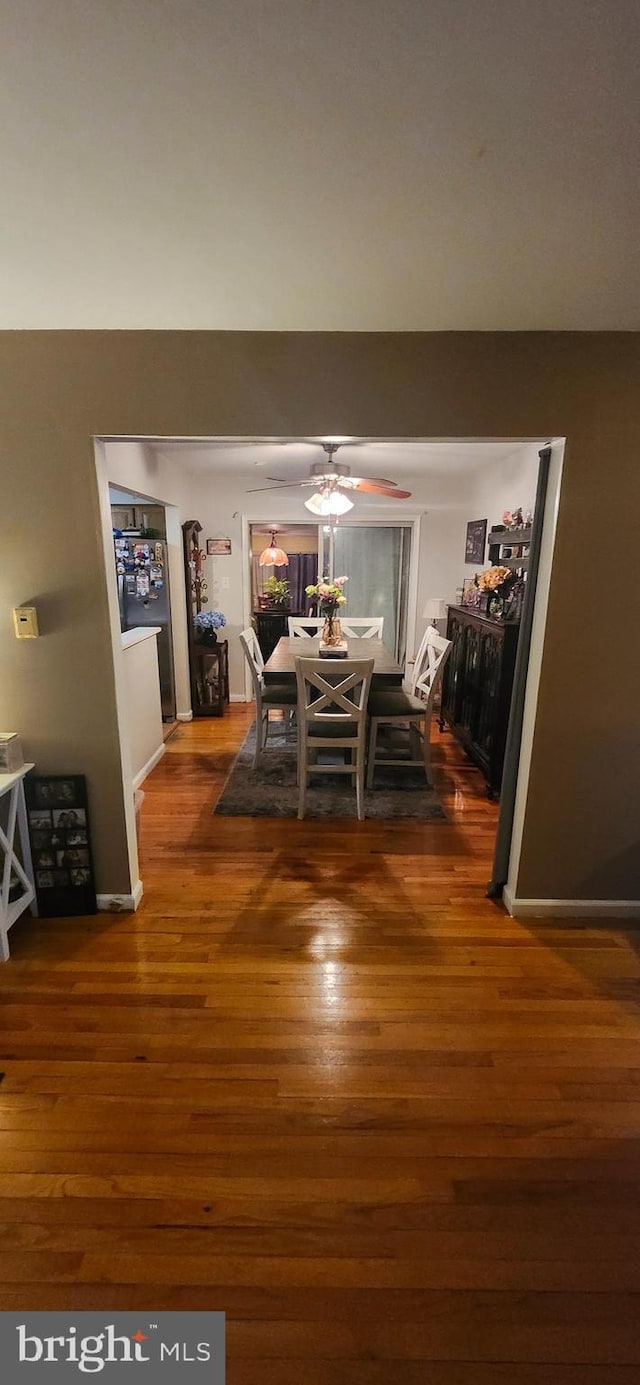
<box><xmin>295</xmin><ymin>656</ymin><xmax>374</xmax><ymax>820</ymax></box>
<box><xmin>366</xmin><ymin>626</ymin><xmax>452</xmax><ymax>787</ymax></box>
<box><xmin>239</xmin><ymin>627</ymin><xmax>297</xmax><ymax>768</ymax></box>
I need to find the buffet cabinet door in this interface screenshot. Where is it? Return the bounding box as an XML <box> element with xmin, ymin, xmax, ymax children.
<box><xmin>475</xmin><ymin>627</ymin><xmax>504</xmax><ymax>763</ymax></box>
<box><xmin>442</xmin><ymin>610</ymin><xmax>466</xmax><ymax>726</ymax></box>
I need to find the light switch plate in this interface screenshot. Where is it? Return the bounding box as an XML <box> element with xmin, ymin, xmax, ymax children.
<box><xmin>13</xmin><ymin>606</ymin><xmax>39</xmax><ymax>638</ymax></box>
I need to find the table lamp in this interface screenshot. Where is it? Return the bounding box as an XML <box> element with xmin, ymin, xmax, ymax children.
<box><xmin>422</xmin><ymin>598</ymin><xmax>447</xmax><ymax>630</ymax></box>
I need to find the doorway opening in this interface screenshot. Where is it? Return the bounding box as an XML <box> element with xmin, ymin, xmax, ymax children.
<box><xmin>94</xmin><ymin>435</ymin><xmax>564</xmax><ymax>915</ymax></box>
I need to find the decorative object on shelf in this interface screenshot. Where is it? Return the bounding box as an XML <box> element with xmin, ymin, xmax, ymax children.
<box><xmin>259</xmin><ymin>529</ymin><xmax>289</xmax><ymax>567</ymax></box>
<box><xmin>462</xmin><ymin>577</ymin><xmax>479</xmax><ymax>607</ymax></box>
<box><xmin>475</xmin><ymin>565</ymin><xmax>515</xmax><ymax>615</ymax></box>
<box><xmin>207</xmin><ymin>537</ymin><xmax>232</xmax><ymax>555</ymax></box>
<box><xmin>0</xmin><ymin>733</ymin><xmax>24</xmax><ymax>773</ymax></box>
<box><xmin>502</xmin><ymin>508</ymin><xmax>533</xmax><ymax>531</ymax></box>
<box><xmin>488</xmin><ymin>520</ymin><xmax>532</xmax><ymax>579</ymax></box>
<box><xmin>25</xmin><ymin>774</ymin><xmax>96</xmax><ymax>918</ymax></box>
<box><xmin>261</xmin><ymin>575</ymin><xmax>290</xmax><ymax>609</ymax></box>
<box><xmin>304</xmin><ymin>575</ymin><xmax>349</xmax><ymax>656</ymax></box>
<box><xmin>194</xmin><ymin>609</ymin><xmax>227</xmax><ymax>647</ymax></box>
<box><xmin>246</xmin><ymin>442</ymin><xmax>412</xmax><ymax>510</ymax></box>
<box><xmin>465</xmin><ymin>518</ymin><xmax>487</xmax><ymax>565</ymax></box>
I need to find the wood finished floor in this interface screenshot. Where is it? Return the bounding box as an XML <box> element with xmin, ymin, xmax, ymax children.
<box><xmin>2</xmin><ymin>708</ymin><xmax>640</xmax><ymax>1382</ymax></box>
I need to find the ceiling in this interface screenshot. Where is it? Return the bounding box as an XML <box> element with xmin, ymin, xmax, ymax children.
<box><xmin>1</xmin><ymin>0</ymin><xmax>638</xmax><ymax>330</ymax></box>
<box><xmin>150</xmin><ymin>438</ymin><xmax>533</xmax><ymax>482</ymax></box>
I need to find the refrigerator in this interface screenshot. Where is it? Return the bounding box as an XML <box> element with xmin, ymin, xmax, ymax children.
<box><xmin>114</xmin><ymin>536</ymin><xmax>176</xmax><ymax>721</ymax></box>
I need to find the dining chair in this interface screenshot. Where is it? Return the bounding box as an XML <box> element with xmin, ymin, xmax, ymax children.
<box><xmin>366</xmin><ymin>626</ymin><xmax>452</xmax><ymax>788</ymax></box>
<box><xmin>288</xmin><ymin>616</ymin><xmax>384</xmax><ymax>638</ymax></box>
<box><xmin>288</xmin><ymin>617</ymin><xmax>323</xmax><ymax>637</ymax></box>
<box><xmin>295</xmin><ymin>656</ymin><xmax>374</xmax><ymax>820</ymax></box>
<box><xmin>239</xmin><ymin>628</ymin><xmax>297</xmax><ymax>768</ymax></box>
<box><xmin>339</xmin><ymin>617</ymin><xmax>384</xmax><ymax>638</ymax></box>
<box><xmin>403</xmin><ymin>621</ymin><xmax>431</xmax><ymax>691</ymax></box>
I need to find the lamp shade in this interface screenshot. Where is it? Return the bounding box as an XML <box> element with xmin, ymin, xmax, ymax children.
<box><xmin>304</xmin><ymin>490</ymin><xmax>354</xmax><ymax>516</ymax></box>
<box><xmin>422</xmin><ymin>597</ymin><xmax>447</xmax><ymax>621</ymax></box>
<box><xmin>258</xmin><ymin>530</ymin><xmax>289</xmax><ymax>567</ymax></box>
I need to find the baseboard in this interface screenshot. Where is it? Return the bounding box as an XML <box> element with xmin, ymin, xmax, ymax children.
<box><xmin>503</xmin><ymin>886</ymin><xmax>640</xmax><ymax>919</ymax></box>
<box><xmin>230</xmin><ymin>693</ymin><xmax>249</xmax><ymax>703</ymax></box>
<box><xmin>132</xmin><ymin>743</ymin><xmax>165</xmax><ymax>788</ymax></box>
<box><xmin>176</xmin><ymin>710</ymin><xmax>193</xmax><ymax>721</ymax></box>
<box><xmin>97</xmin><ymin>879</ymin><xmax>144</xmax><ymax>913</ymax></box>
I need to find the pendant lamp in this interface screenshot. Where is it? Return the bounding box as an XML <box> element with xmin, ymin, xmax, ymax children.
<box><xmin>258</xmin><ymin>528</ymin><xmax>289</xmax><ymax>567</ymax></box>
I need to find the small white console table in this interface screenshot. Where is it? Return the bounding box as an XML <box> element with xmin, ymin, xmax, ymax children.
<box><xmin>0</xmin><ymin>765</ymin><xmax>37</xmax><ymax>961</ymax></box>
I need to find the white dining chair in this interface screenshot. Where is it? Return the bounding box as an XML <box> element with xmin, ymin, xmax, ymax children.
<box><xmin>403</xmin><ymin>622</ymin><xmax>431</xmax><ymax>691</ymax></box>
<box><xmin>339</xmin><ymin>617</ymin><xmax>384</xmax><ymax>639</ymax></box>
<box><xmin>288</xmin><ymin>617</ymin><xmax>323</xmax><ymax>637</ymax></box>
<box><xmin>239</xmin><ymin>628</ymin><xmax>297</xmax><ymax>768</ymax></box>
<box><xmin>288</xmin><ymin>615</ymin><xmax>384</xmax><ymax>639</ymax></box>
<box><xmin>366</xmin><ymin>626</ymin><xmax>452</xmax><ymax>788</ymax></box>
<box><xmin>295</xmin><ymin>656</ymin><xmax>374</xmax><ymax>820</ymax></box>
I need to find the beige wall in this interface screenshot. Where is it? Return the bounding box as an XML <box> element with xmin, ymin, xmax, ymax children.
<box><xmin>0</xmin><ymin>332</ymin><xmax>638</xmax><ymax>903</ymax></box>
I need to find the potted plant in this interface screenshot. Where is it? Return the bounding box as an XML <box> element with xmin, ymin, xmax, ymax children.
<box><xmin>194</xmin><ymin>609</ymin><xmax>227</xmax><ymax>646</ymax></box>
<box><xmin>261</xmin><ymin>575</ymin><xmax>290</xmax><ymax>608</ymax></box>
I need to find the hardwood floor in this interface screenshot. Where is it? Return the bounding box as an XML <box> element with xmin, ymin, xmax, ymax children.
<box><xmin>2</xmin><ymin>708</ymin><xmax>640</xmax><ymax>1382</ymax></box>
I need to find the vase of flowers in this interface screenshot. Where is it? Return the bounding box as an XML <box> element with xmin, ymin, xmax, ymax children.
<box><xmin>194</xmin><ymin>609</ymin><xmax>227</xmax><ymax>646</ymax></box>
<box><xmin>476</xmin><ymin>565</ymin><xmax>513</xmax><ymax>615</ymax></box>
<box><xmin>305</xmin><ymin>575</ymin><xmax>348</xmax><ymax>654</ymax></box>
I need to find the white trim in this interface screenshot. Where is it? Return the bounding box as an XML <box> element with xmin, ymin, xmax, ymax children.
<box><xmin>503</xmin><ymin>886</ymin><xmax>640</xmax><ymax>920</ymax></box>
<box><xmin>121</xmin><ymin>625</ymin><xmax>161</xmax><ymax>650</ymax></box>
<box><xmin>132</xmin><ymin>743</ymin><xmax>166</xmax><ymax>789</ymax></box>
<box><xmin>94</xmin><ymin>439</ymin><xmax>141</xmax><ymax>896</ymax></box>
<box><xmin>176</xmin><ymin>710</ymin><xmax>193</xmax><ymax>721</ymax></box>
<box><xmin>97</xmin><ymin>879</ymin><xmax>144</xmax><ymax>913</ymax></box>
<box><xmin>504</xmin><ymin>439</ymin><xmax>565</xmax><ymax>902</ymax></box>
<box><xmin>230</xmin><ymin>692</ymin><xmax>249</xmax><ymax>702</ymax></box>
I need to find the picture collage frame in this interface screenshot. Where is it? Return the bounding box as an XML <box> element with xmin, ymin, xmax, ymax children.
<box><xmin>26</xmin><ymin>774</ymin><xmax>97</xmax><ymax>917</ymax></box>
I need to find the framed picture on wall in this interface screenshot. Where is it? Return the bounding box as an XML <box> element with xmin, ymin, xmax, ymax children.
<box><xmin>465</xmin><ymin>518</ymin><xmax>487</xmax><ymax>565</ymax></box>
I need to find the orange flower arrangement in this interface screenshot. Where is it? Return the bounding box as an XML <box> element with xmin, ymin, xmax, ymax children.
<box><xmin>476</xmin><ymin>565</ymin><xmax>511</xmax><ymax>592</ymax></box>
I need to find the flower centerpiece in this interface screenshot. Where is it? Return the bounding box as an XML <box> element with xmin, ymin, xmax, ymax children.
<box><xmin>305</xmin><ymin>575</ymin><xmax>348</xmax><ymax>654</ymax></box>
<box><xmin>476</xmin><ymin>565</ymin><xmax>513</xmax><ymax>616</ymax></box>
<box><xmin>194</xmin><ymin>609</ymin><xmax>226</xmax><ymax>646</ymax></box>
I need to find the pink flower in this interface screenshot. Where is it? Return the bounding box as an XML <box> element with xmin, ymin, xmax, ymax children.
<box><xmin>334</xmin><ymin>575</ymin><xmax>348</xmax><ymax>586</ymax></box>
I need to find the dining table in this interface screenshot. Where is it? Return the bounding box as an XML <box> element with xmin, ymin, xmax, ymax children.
<box><xmin>263</xmin><ymin>636</ymin><xmax>403</xmax><ymax>689</ymax></box>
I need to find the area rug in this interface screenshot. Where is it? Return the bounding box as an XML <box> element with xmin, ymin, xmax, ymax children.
<box><xmin>214</xmin><ymin>726</ymin><xmax>446</xmax><ymax>820</ymax></box>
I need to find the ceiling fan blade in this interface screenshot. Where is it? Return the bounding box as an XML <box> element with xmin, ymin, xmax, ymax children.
<box><xmin>244</xmin><ymin>482</ymin><xmax>303</xmax><ymax>493</ymax></box>
<box><xmin>351</xmin><ymin>480</ymin><xmax>412</xmax><ymax>498</ymax></box>
<box><xmin>352</xmin><ymin>476</ymin><xmax>397</xmax><ymax>487</ymax></box>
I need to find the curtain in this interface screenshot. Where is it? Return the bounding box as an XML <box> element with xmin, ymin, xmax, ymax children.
<box><xmin>332</xmin><ymin>526</ymin><xmax>408</xmax><ymax>656</ymax></box>
<box><xmin>251</xmin><ymin>553</ymin><xmax>318</xmax><ymax>612</ymax></box>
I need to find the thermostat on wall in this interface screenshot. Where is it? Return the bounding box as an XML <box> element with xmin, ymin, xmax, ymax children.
<box><xmin>12</xmin><ymin>606</ymin><xmax>39</xmax><ymax>639</ymax></box>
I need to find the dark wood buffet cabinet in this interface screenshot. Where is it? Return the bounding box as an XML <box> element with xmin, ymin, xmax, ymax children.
<box><xmin>440</xmin><ymin>605</ymin><xmax>520</xmax><ymax>798</ymax></box>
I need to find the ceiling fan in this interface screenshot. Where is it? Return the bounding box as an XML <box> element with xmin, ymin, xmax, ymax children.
<box><xmin>245</xmin><ymin>443</ymin><xmax>411</xmax><ymax>515</ymax></box>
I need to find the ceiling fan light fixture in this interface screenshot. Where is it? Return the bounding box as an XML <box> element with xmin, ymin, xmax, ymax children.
<box><xmin>304</xmin><ymin>490</ymin><xmax>354</xmax><ymax>516</ymax></box>
<box><xmin>258</xmin><ymin>529</ymin><xmax>289</xmax><ymax>566</ymax></box>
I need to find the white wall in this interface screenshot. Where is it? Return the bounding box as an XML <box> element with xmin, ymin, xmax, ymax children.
<box><xmin>461</xmin><ymin>442</ymin><xmax>541</xmax><ymax>587</ymax></box>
